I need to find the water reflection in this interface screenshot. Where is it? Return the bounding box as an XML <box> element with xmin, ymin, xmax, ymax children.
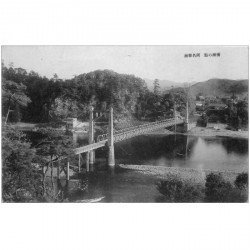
<box><xmin>95</xmin><ymin>135</ymin><xmax>197</xmax><ymax>163</ymax></box>
<box><xmin>108</xmin><ymin>135</ymin><xmax>248</xmax><ymax>171</ymax></box>
<box><xmin>220</xmin><ymin>137</ymin><xmax>248</xmax><ymax>155</ymax></box>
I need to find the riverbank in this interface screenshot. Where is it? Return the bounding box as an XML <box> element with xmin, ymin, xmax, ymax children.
<box><xmin>146</xmin><ymin>123</ymin><xmax>248</xmax><ymax>139</ymax></box>
<box><xmin>119</xmin><ymin>164</ymin><xmax>247</xmax><ymax>184</ymax></box>
<box><xmin>188</xmin><ymin>124</ymin><xmax>248</xmax><ymax>139</ymax></box>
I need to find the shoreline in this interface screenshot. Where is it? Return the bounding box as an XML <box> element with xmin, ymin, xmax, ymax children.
<box><xmin>146</xmin><ymin>124</ymin><xmax>248</xmax><ymax>139</ymax></box>
<box><xmin>119</xmin><ymin>164</ymin><xmax>248</xmax><ymax>184</ymax></box>
<box><xmin>121</xmin><ymin>124</ymin><xmax>248</xmax><ymax>184</ymax></box>
<box><xmin>187</xmin><ymin>125</ymin><xmax>248</xmax><ymax>139</ymax></box>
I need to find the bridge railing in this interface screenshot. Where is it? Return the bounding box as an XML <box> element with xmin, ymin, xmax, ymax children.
<box><xmin>113</xmin><ymin>118</ymin><xmax>182</xmax><ymax>143</ymax></box>
<box><xmin>96</xmin><ymin>117</ymin><xmax>184</xmax><ymax>143</ymax></box>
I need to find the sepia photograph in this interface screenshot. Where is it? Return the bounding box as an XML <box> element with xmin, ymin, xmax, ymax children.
<box><xmin>1</xmin><ymin>45</ymin><xmax>248</xmax><ymax>203</ymax></box>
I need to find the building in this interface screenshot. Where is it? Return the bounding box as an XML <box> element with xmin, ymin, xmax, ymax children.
<box><xmin>195</xmin><ymin>101</ymin><xmax>204</xmax><ymax>112</ymax></box>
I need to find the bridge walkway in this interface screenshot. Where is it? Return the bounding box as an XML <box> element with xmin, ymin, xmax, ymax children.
<box><xmin>74</xmin><ymin>117</ymin><xmax>184</xmax><ymax>155</ymax></box>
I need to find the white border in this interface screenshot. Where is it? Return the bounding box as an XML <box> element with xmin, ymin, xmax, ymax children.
<box><xmin>0</xmin><ymin>1</ymin><xmax>250</xmax><ymax>250</ymax></box>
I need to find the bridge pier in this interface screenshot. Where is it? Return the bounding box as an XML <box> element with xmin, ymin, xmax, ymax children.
<box><xmin>57</xmin><ymin>159</ymin><xmax>60</xmax><ymax>179</ymax></box>
<box><xmin>184</xmin><ymin>122</ymin><xmax>189</xmax><ymax>132</ymax></box>
<box><xmin>66</xmin><ymin>160</ymin><xmax>70</xmax><ymax>181</ymax></box>
<box><xmin>78</xmin><ymin>154</ymin><xmax>81</xmax><ymax>172</ymax></box>
<box><xmin>184</xmin><ymin>100</ymin><xmax>189</xmax><ymax>132</ymax></box>
<box><xmin>108</xmin><ymin>106</ymin><xmax>115</xmax><ymax>168</ymax></box>
<box><xmin>89</xmin><ymin>151</ymin><xmax>95</xmax><ymax>165</ymax></box>
<box><xmin>86</xmin><ymin>152</ymin><xmax>90</xmax><ymax>172</ymax></box>
<box><xmin>89</xmin><ymin>106</ymin><xmax>95</xmax><ymax>166</ymax></box>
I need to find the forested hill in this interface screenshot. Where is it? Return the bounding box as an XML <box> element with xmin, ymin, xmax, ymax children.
<box><xmin>63</xmin><ymin>69</ymin><xmax>149</xmax><ymax>120</ymax></box>
<box><xmin>2</xmin><ymin>66</ymin><xmax>162</xmax><ymax>122</ymax></box>
<box><xmin>2</xmin><ymin>64</ymin><xmax>195</xmax><ymax>123</ymax></box>
<box><xmin>189</xmin><ymin>78</ymin><xmax>248</xmax><ymax>98</ymax></box>
<box><xmin>4</xmin><ymin>63</ymin><xmax>247</xmax><ymax>124</ymax></box>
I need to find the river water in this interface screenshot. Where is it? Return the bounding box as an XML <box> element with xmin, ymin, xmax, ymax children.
<box><xmin>41</xmin><ymin>133</ymin><xmax>248</xmax><ymax>202</ymax></box>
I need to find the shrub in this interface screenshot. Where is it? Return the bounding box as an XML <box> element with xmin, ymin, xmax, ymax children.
<box><xmin>205</xmin><ymin>173</ymin><xmax>248</xmax><ymax>202</ymax></box>
<box><xmin>196</xmin><ymin>114</ymin><xmax>208</xmax><ymax>127</ymax></box>
<box><xmin>156</xmin><ymin>175</ymin><xmax>204</xmax><ymax>202</ymax></box>
<box><xmin>205</xmin><ymin>173</ymin><xmax>231</xmax><ymax>202</ymax></box>
<box><xmin>234</xmin><ymin>172</ymin><xmax>248</xmax><ymax>190</ymax></box>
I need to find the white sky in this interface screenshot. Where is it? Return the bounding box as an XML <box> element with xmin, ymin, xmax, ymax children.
<box><xmin>1</xmin><ymin>46</ymin><xmax>248</xmax><ymax>84</ymax></box>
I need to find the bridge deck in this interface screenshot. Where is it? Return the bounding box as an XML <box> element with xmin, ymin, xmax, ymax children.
<box><xmin>74</xmin><ymin>118</ymin><xmax>184</xmax><ymax>155</ymax></box>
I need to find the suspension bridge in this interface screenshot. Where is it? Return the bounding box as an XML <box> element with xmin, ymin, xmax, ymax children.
<box><xmin>72</xmin><ymin>104</ymin><xmax>190</xmax><ymax>173</ymax></box>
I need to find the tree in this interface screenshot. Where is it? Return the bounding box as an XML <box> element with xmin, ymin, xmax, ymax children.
<box><xmin>50</xmin><ymin>97</ymin><xmax>83</xmax><ymax>121</ymax></box>
<box><xmin>2</xmin><ymin>125</ymin><xmax>76</xmax><ymax>202</ymax></box>
<box><xmin>197</xmin><ymin>113</ymin><xmax>208</xmax><ymax>127</ymax></box>
<box><xmin>234</xmin><ymin>172</ymin><xmax>248</xmax><ymax>190</ymax></box>
<box><xmin>34</xmin><ymin>128</ymin><xmax>76</xmax><ymax>190</ymax></box>
<box><xmin>35</xmin><ymin>128</ymin><xmax>75</xmax><ymax>162</ymax></box>
<box><xmin>53</xmin><ymin>73</ymin><xmax>59</xmax><ymax>81</ymax></box>
<box><xmin>226</xmin><ymin>99</ymin><xmax>248</xmax><ymax>130</ymax></box>
<box><xmin>163</xmin><ymin>88</ymin><xmax>195</xmax><ymax>118</ymax></box>
<box><xmin>236</xmin><ymin>99</ymin><xmax>248</xmax><ymax>126</ymax></box>
<box><xmin>153</xmin><ymin>79</ymin><xmax>160</xmax><ymax>95</ymax></box>
<box><xmin>2</xmin><ymin>126</ymin><xmax>42</xmax><ymax>202</ymax></box>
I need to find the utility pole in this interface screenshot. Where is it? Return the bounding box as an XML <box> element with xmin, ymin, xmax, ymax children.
<box><xmin>171</xmin><ymin>86</ymin><xmax>176</xmax><ymax>134</ymax></box>
<box><xmin>108</xmin><ymin>106</ymin><xmax>115</xmax><ymax>168</ymax></box>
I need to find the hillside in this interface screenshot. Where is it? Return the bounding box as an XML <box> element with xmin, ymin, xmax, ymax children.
<box><xmin>189</xmin><ymin>78</ymin><xmax>248</xmax><ymax>98</ymax></box>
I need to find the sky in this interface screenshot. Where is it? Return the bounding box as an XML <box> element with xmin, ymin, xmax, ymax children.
<box><xmin>1</xmin><ymin>46</ymin><xmax>249</xmax><ymax>84</ymax></box>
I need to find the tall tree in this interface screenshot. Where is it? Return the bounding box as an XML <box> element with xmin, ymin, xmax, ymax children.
<box><xmin>153</xmin><ymin>79</ymin><xmax>160</xmax><ymax>95</ymax></box>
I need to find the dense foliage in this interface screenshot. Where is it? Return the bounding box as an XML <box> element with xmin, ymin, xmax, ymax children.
<box><xmin>156</xmin><ymin>172</ymin><xmax>248</xmax><ymax>203</ymax></box>
<box><xmin>2</xmin><ymin>126</ymin><xmax>42</xmax><ymax>201</ymax></box>
<box><xmin>2</xmin><ymin>78</ymin><xmax>31</xmax><ymax>123</ymax></box>
<box><xmin>2</xmin><ymin>63</ymin><xmax>194</xmax><ymax>123</ymax></box>
<box><xmin>226</xmin><ymin>100</ymin><xmax>248</xmax><ymax>129</ymax></box>
<box><xmin>156</xmin><ymin>175</ymin><xmax>204</xmax><ymax>202</ymax></box>
<box><xmin>1</xmin><ymin>125</ymin><xmax>77</xmax><ymax>202</ymax></box>
<box><xmin>234</xmin><ymin>172</ymin><xmax>248</xmax><ymax>190</ymax></box>
<box><xmin>196</xmin><ymin>113</ymin><xmax>208</xmax><ymax>127</ymax></box>
<box><xmin>205</xmin><ymin>172</ymin><xmax>248</xmax><ymax>202</ymax></box>
<box><xmin>200</xmin><ymin>97</ymin><xmax>248</xmax><ymax>129</ymax></box>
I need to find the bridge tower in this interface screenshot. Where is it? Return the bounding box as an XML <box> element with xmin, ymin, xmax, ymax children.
<box><xmin>108</xmin><ymin>106</ymin><xmax>115</xmax><ymax>167</ymax></box>
<box><xmin>184</xmin><ymin>100</ymin><xmax>189</xmax><ymax>132</ymax></box>
<box><xmin>89</xmin><ymin>106</ymin><xmax>95</xmax><ymax>165</ymax></box>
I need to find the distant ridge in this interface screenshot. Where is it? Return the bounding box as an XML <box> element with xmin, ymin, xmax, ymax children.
<box><xmin>189</xmin><ymin>78</ymin><xmax>248</xmax><ymax>98</ymax></box>
<box><xmin>144</xmin><ymin>78</ymin><xmax>196</xmax><ymax>91</ymax></box>
<box><xmin>145</xmin><ymin>78</ymin><xmax>248</xmax><ymax>98</ymax></box>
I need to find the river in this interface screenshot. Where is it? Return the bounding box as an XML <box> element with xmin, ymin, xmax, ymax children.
<box><xmin>40</xmin><ymin>133</ymin><xmax>248</xmax><ymax>202</ymax></box>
